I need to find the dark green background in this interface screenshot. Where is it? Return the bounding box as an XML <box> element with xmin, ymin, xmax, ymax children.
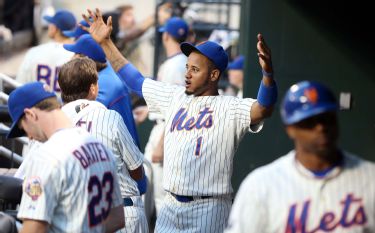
<box><xmin>234</xmin><ymin>0</ymin><xmax>375</xmax><ymax>191</ymax></box>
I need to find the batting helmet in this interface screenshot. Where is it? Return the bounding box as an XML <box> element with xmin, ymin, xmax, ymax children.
<box><xmin>280</xmin><ymin>81</ymin><xmax>338</xmax><ymax>125</ymax></box>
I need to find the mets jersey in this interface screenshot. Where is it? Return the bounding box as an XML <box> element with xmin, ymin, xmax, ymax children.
<box><xmin>62</xmin><ymin>99</ymin><xmax>143</xmax><ymax>197</ymax></box>
<box><xmin>225</xmin><ymin>150</ymin><xmax>375</xmax><ymax>233</ymax></box>
<box><xmin>16</xmin><ymin>42</ymin><xmax>74</xmax><ymax>93</ymax></box>
<box><xmin>17</xmin><ymin>127</ymin><xmax>122</xmax><ymax>233</ymax></box>
<box><xmin>142</xmin><ymin>78</ymin><xmax>263</xmax><ymax>196</ymax></box>
<box><xmin>97</xmin><ymin>63</ymin><xmax>140</xmax><ymax>147</ymax></box>
<box><xmin>148</xmin><ymin>53</ymin><xmax>187</xmax><ymax>123</ymax></box>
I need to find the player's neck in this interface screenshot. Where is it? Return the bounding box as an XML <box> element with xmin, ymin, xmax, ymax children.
<box><xmin>40</xmin><ymin>110</ymin><xmax>73</xmax><ymax>139</ymax></box>
<box><xmin>53</xmin><ymin>33</ymin><xmax>73</xmax><ymax>44</ymax></box>
<box><xmin>295</xmin><ymin>147</ymin><xmax>342</xmax><ymax>171</ymax></box>
<box><xmin>165</xmin><ymin>42</ymin><xmax>181</xmax><ymax>58</ymax></box>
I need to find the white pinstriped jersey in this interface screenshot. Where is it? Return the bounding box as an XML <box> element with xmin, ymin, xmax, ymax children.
<box><xmin>17</xmin><ymin>127</ymin><xmax>122</xmax><ymax>233</ymax></box>
<box><xmin>16</xmin><ymin>42</ymin><xmax>74</xmax><ymax>93</ymax></box>
<box><xmin>225</xmin><ymin>150</ymin><xmax>375</xmax><ymax>233</ymax></box>
<box><xmin>62</xmin><ymin>99</ymin><xmax>144</xmax><ymax>197</ymax></box>
<box><xmin>149</xmin><ymin>53</ymin><xmax>187</xmax><ymax>122</ymax></box>
<box><xmin>142</xmin><ymin>78</ymin><xmax>263</xmax><ymax>196</ymax></box>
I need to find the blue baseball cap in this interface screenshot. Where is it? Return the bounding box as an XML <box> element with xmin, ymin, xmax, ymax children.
<box><xmin>180</xmin><ymin>41</ymin><xmax>229</xmax><ymax>73</ymax></box>
<box><xmin>159</xmin><ymin>17</ymin><xmax>188</xmax><ymax>40</ymax></box>
<box><xmin>228</xmin><ymin>55</ymin><xmax>244</xmax><ymax>70</ymax></box>
<box><xmin>63</xmin><ymin>20</ymin><xmax>89</xmax><ymax>39</ymax></box>
<box><xmin>63</xmin><ymin>34</ymin><xmax>106</xmax><ymax>63</ymax></box>
<box><xmin>281</xmin><ymin>81</ymin><xmax>338</xmax><ymax>125</ymax></box>
<box><xmin>43</xmin><ymin>10</ymin><xmax>76</xmax><ymax>31</ymax></box>
<box><xmin>7</xmin><ymin>82</ymin><xmax>57</xmax><ymax>138</ymax></box>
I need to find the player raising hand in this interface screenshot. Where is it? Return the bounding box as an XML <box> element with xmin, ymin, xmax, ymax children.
<box><xmin>81</xmin><ymin>8</ymin><xmax>277</xmax><ymax>233</ymax></box>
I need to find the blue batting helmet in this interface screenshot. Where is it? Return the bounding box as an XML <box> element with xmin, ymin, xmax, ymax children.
<box><xmin>280</xmin><ymin>81</ymin><xmax>338</xmax><ymax>125</ymax></box>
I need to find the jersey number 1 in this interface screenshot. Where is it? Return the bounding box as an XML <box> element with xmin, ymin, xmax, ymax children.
<box><xmin>88</xmin><ymin>172</ymin><xmax>114</xmax><ymax>227</ymax></box>
<box><xmin>195</xmin><ymin>136</ymin><xmax>203</xmax><ymax>156</ymax></box>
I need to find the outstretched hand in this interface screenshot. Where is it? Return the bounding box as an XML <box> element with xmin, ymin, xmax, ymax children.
<box><xmin>80</xmin><ymin>8</ymin><xmax>112</xmax><ymax>44</ymax></box>
<box><xmin>257</xmin><ymin>34</ymin><xmax>273</xmax><ymax>73</ymax></box>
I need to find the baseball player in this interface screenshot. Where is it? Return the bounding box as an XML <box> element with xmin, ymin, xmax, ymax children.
<box><xmin>6</xmin><ymin>82</ymin><xmax>124</xmax><ymax>233</ymax></box>
<box><xmin>81</xmin><ymin>9</ymin><xmax>277</xmax><ymax>232</ymax></box>
<box><xmin>63</xmin><ymin>34</ymin><xmax>140</xmax><ymax>147</ymax></box>
<box><xmin>58</xmin><ymin>57</ymin><xmax>148</xmax><ymax>233</ymax></box>
<box><xmin>143</xmin><ymin>16</ymin><xmax>189</xmax><ymax>215</ymax></box>
<box><xmin>16</xmin><ymin>10</ymin><xmax>76</xmax><ymax>93</ymax></box>
<box><xmin>225</xmin><ymin>81</ymin><xmax>375</xmax><ymax>233</ymax></box>
<box><xmin>227</xmin><ymin>55</ymin><xmax>244</xmax><ymax>98</ymax></box>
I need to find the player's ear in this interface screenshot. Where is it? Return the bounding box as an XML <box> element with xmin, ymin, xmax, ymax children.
<box><xmin>48</xmin><ymin>24</ymin><xmax>58</xmax><ymax>36</ymax></box>
<box><xmin>87</xmin><ymin>83</ymin><xmax>98</xmax><ymax>100</ymax></box>
<box><xmin>23</xmin><ymin>108</ymin><xmax>37</xmax><ymax>121</ymax></box>
<box><xmin>210</xmin><ymin>69</ymin><xmax>220</xmax><ymax>82</ymax></box>
<box><xmin>285</xmin><ymin>126</ymin><xmax>296</xmax><ymax>139</ymax></box>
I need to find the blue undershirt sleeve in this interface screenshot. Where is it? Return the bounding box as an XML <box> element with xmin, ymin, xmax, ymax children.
<box><xmin>117</xmin><ymin>63</ymin><xmax>145</xmax><ymax>97</ymax></box>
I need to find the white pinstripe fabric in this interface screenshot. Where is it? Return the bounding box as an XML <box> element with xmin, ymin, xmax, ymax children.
<box><xmin>17</xmin><ymin>127</ymin><xmax>122</xmax><ymax>232</ymax></box>
<box><xmin>143</xmin><ymin>79</ymin><xmax>262</xmax><ymax>196</ymax></box>
<box><xmin>225</xmin><ymin>151</ymin><xmax>375</xmax><ymax>233</ymax></box>
<box><xmin>62</xmin><ymin>100</ymin><xmax>148</xmax><ymax>233</ymax></box>
<box><xmin>142</xmin><ymin>79</ymin><xmax>263</xmax><ymax>232</ymax></box>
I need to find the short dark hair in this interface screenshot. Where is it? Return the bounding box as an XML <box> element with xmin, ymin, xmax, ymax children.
<box><xmin>117</xmin><ymin>4</ymin><xmax>133</xmax><ymax>13</ymax></box>
<box><xmin>75</xmin><ymin>54</ymin><xmax>107</xmax><ymax>71</ymax></box>
<box><xmin>34</xmin><ymin>97</ymin><xmax>61</xmax><ymax>111</ymax></box>
<box><xmin>58</xmin><ymin>57</ymin><xmax>98</xmax><ymax>103</ymax></box>
<box><xmin>171</xmin><ymin>34</ymin><xmax>187</xmax><ymax>44</ymax></box>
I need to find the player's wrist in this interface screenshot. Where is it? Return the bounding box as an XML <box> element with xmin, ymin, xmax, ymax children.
<box><xmin>261</xmin><ymin>69</ymin><xmax>273</xmax><ymax>78</ymax></box>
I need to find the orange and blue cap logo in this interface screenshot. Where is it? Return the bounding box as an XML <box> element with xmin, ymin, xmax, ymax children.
<box><xmin>304</xmin><ymin>88</ymin><xmax>318</xmax><ymax>104</ymax></box>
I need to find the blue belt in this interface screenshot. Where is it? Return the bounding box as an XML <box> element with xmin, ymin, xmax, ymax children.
<box><xmin>171</xmin><ymin>193</ymin><xmax>212</xmax><ymax>203</ymax></box>
<box><xmin>123</xmin><ymin>198</ymin><xmax>134</xmax><ymax>207</ymax></box>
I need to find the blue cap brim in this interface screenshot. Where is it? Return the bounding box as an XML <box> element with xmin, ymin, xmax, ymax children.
<box><xmin>7</xmin><ymin>116</ymin><xmax>26</xmax><ymax>139</ymax></box>
<box><xmin>43</xmin><ymin>15</ymin><xmax>54</xmax><ymax>24</ymax></box>
<box><xmin>180</xmin><ymin>42</ymin><xmax>199</xmax><ymax>57</ymax></box>
<box><xmin>158</xmin><ymin>26</ymin><xmax>166</xmax><ymax>33</ymax></box>
<box><xmin>63</xmin><ymin>30</ymin><xmax>77</xmax><ymax>38</ymax></box>
<box><xmin>283</xmin><ymin>104</ymin><xmax>338</xmax><ymax>125</ymax></box>
<box><xmin>63</xmin><ymin>43</ymin><xmax>78</xmax><ymax>53</ymax></box>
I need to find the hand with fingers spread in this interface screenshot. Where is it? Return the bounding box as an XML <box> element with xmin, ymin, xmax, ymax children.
<box><xmin>80</xmin><ymin>8</ymin><xmax>112</xmax><ymax>44</ymax></box>
<box><xmin>257</xmin><ymin>33</ymin><xmax>273</xmax><ymax>75</ymax></box>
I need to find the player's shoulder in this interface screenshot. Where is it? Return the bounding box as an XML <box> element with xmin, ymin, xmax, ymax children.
<box><xmin>144</xmin><ymin>77</ymin><xmax>185</xmax><ymax>93</ymax></box>
<box><xmin>167</xmin><ymin>53</ymin><xmax>187</xmax><ymax>65</ymax></box>
<box><xmin>25</xmin><ymin>42</ymin><xmax>72</xmax><ymax>60</ymax></box>
<box><xmin>243</xmin><ymin>151</ymin><xmax>294</xmax><ymax>184</ymax></box>
<box><xmin>342</xmin><ymin>150</ymin><xmax>375</xmax><ymax>172</ymax></box>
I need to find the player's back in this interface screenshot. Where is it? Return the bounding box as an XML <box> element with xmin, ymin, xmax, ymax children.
<box><xmin>16</xmin><ymin>42</ymin><xmax>74</xmax><ymax>93</ymax></box>
<box><xmin>96</xmin><ymin>63</ymin><xmax>140</xmax><ymax>147</ymax></box>
<box><xmin>62</xmin><ymin>99</ymin><xmax>142</xmax><ymax>197</ymax></box>
<box><xmin>17</xmin><ymin>127</ymin><xmax>122</xmax><ymax>233</ymax></box>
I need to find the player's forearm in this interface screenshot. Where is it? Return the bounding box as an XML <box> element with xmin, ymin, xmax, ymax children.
<box><xmin>104</xmin><ymin>205</ymin><xmax>125</xmax><ymax>233</ymax></box>
<box><xmin>99</xmin><ymin>39</ymin><xmax>129</xmax><ymax>72</ymax></box>
<box><xmin>129</xmin><ymin>165</ymin><xmax>143</xmax><ymax>180</ymax></box>
<box><xmin>20</xmin><ymin>220</ymin><xmax>48</xmax><ymax>233</ymax></box>
<box><xmin>250</xmin><ymin>74</ymin><xmax>277</xmax><ymax>124</ymax></box>
<box><xmin>122</xmin><ymin>15</ymin><xmax>154</xmax><ymax>43</ymax></box>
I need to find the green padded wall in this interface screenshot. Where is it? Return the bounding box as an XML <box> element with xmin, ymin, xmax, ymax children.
<box><xmin>233</xmin><ymin>0</ymin><xmax>375</xmax><ymax>192</ymax></box>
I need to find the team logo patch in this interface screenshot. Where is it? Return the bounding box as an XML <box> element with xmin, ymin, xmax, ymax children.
<box><xmin>75</xmin><ymin>103</ymin><xmax>90</xmax><ymax>113</ymax></box>
<box><xmin>24</xmin><ymin>177</ymin><xmax>43</xmax><ymax>201</ymax></box>
<box><xmin>304</xmin><ymin>88</ymin><xmax>318</xmax><ymax>104</ymax></box>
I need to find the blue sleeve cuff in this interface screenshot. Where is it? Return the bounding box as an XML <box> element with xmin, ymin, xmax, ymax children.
<box><xmin>257</xmin><ymin>80</ymin><xmax>278</xmax><ymax>107</ymax></box>
<box><xmin>136</xmin><ymin>174</ymin><xmax>147</xmax><ymax>195</ymax></box>
<box><xmin>117</xmin><ymin>63</ymin><xmax>145</xmax><ymax>97</ymax></box>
